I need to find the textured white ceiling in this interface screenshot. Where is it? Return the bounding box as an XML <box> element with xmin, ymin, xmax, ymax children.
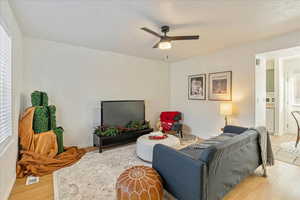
<box><xmin>9</xmin><ymin>0</ymin><xmax>300</xmax><ymax>62</ymax></box>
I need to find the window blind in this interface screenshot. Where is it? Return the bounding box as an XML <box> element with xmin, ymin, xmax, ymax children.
<box><xmin>0</xmin><ymin>23</ymin><xmax>12</xmax><ymax>144</ymax></box>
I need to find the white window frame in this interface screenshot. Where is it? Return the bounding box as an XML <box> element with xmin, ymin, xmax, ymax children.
<box><xmin>0</xmin><ymin>19</ymin><xmax>12</xmax><ymax>145</ymax></box>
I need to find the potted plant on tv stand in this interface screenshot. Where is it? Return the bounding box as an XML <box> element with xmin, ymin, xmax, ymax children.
<box><xmin>93</xmin><ymin>120</ymin><xmax>153</xmax><ymax>153</ymax></box>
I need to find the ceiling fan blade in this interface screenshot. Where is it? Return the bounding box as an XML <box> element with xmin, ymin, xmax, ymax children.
<box><xmin>141</xmin><ymin>27</ymin><xmax>162</xmax><ymax>38</ymax></box>
<box><xmin>169</xmin><ymin>35</ymin><xmax>199</xmax><ymax>41</ymax></box>
<box><xmin>153</xmin><ymin>41</ymin><xmax>160</xmax><ymax>48</ymax></box>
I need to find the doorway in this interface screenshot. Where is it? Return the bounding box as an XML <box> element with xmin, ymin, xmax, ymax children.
<box><xmin>255</xmin><ymin>47</ymin><xmax>300</xmax><ymax>166</ymax></box>
<box><xmin>285</xmin><ymin>71</ymin><xmax>300</xmax><ymax>133</ymax></box>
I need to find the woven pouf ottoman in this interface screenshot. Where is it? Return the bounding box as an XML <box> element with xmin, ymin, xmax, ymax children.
<box><xmin>116</xmin><ymin>166</ymin><xmax>163</xmax><ymax>200</ymax></box>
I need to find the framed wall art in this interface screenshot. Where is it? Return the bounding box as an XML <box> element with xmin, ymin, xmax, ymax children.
<box><xmin>188</xmin><ymin>74</ymin><xmax>206</xmax><ymax>100</ymax></box>
<box><xmin>208</xmin><ymin>71</ymin><xmax>232</xmax><ymax>101</ymax></box>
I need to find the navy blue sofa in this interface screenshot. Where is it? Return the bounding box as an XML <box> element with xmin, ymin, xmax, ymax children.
<box><xmin>152</xmin><ymin>126</ymin><xmax>262</xmax><ymax>200</ymax></box>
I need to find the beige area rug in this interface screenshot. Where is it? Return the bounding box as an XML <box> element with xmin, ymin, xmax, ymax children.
<box><xmin>53</xmin><ymin>135</ymin><xmax>200</xmax><ymax>200</ymax></box>
<box><xmin>273</xmin><ymin>141</ymin><xmax>300</xmax><ymax>166</ymax></box>
<box><xmin>54</xmin><ymin>144</ymin><xmax>150</xmax><ymax>200</ymax></box>
<box><xmin>53</xmin><ymin>136</ymin><xmax>199</xmax><ymax>200</ymax></box>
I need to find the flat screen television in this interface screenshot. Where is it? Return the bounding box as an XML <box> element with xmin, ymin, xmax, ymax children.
<box><xmin>101</xmin><ymin>100</ymin><xmax>145</xmax><ymax>127</ymax></box>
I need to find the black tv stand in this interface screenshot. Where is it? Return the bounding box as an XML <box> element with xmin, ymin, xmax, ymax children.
<box><xmin>93</xmin><ymin>128</ymin><xmax>153</xmax><ymax>153</ymax></box>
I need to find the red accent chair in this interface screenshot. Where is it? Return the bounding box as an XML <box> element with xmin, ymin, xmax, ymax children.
<box><xmin>160</xmin><ymin>111</ymin><xmax>183</xmax><ymax>138</ymax></box>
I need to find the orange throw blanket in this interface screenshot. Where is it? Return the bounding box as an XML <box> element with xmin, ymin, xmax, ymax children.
<box><xmin>17</xmin><ymin>107</ymin><xmax>86</xmax><ymax>178</ymax></box>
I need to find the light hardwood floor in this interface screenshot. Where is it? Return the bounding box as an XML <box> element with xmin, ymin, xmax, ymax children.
<box><xmin>9</xmin><ymin>174</ymin><xmax>53</xmax><ymax>200</ymax></box>
<box><xmin>271</xmin><ymin>133</ymin><xmax>297</xmax><ymax>146</ymax></box>
<box><xmin>9</xmin><ymin>160</ymin><xmax>300</xmax><ymax>200</ymax></box>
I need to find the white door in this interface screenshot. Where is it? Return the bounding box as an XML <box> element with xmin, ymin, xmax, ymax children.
<box><xmin>255</xmin><ymin>57</ymin><xmax>266</xmax><ymax>127</ymax></box>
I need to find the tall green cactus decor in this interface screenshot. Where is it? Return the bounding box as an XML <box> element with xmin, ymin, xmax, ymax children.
<box><xmin>31</xmin><ymin>91</ymin><xmax>48</xmax><ymax>107</ymax></box>
<box><xmin>53</xmin><ymin>127</ymin><xmax>64</xmax><ymax>154</ymax></box>
<box><xmin>33</xmin><ymin>106</ymin><xmax>49</xmax><ymax>133</ymax></box>
<box><xmin>48</xmin><ymin>105</ymin><xmax>57</xmax><ymax>130</ymax></box>
<box><xmin>31</xmin><ymin>91</ymin><xmax>64</xmax><ymax>154</ymax></box>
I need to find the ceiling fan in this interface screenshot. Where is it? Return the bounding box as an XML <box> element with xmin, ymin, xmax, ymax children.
<box><xmin>141</xmin><ymin>25</ymin><xmax>199</xmax><ymax>50</ymax></box>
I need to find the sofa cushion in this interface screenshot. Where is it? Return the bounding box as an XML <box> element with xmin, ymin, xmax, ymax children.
<box><xmin>180</xmin><ymin>145</ymin><xmax>216</xmax><ymax>162</ymax></box>
<box><xmin>222</xmin><ymin>132</ymin><xmax>237</xmax><ymax>137</ymax></box>
<box><xmin>223</xmin><ymin>125</ymin><xmax>248</xmax><ymax>134</ymax></box>
<box><xmin>180</xmin><ymin>133</ymin><xmax>233</xmax><ymax>162</ymax></box>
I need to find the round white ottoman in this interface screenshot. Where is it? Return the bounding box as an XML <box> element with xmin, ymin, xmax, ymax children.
<box><xmin>136</xmin><ymin>134</ymin><xmax>180</xmax><ymax>162</ymax></box>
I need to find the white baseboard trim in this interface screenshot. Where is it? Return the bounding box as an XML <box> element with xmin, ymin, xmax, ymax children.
<box><xmin>3</xmin><ymin>173</ymin><xmax>16</xmax><ymax>200</ymax></box>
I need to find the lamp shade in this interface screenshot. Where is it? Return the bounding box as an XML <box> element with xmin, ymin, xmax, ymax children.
<box><xmin>159</xmin><ymin>41</ymin><xmax>172</xmax><ymax>50</ymax></box>
<box><xmin>220</xmin><ymin>103</ymin><xmax>232</xmax><ymax>116</ymax></box>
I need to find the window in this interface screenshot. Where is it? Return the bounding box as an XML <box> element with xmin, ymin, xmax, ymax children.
<box><xmin>0</xmin><ymin>23</ymin><xmax>12</xmax><ymax>144</ymax></box>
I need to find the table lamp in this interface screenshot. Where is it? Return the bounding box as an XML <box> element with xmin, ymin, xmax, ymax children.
<box><xmin>220</xmin><ymin>103</ymin><xmax>232</xmax><ymax>126</ymax></box>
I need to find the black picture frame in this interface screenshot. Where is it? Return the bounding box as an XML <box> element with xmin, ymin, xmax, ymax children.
<box><xmin>188</xmin><ymin>74</ymin><xmax>206</xmax><ymax>100</ymax></box>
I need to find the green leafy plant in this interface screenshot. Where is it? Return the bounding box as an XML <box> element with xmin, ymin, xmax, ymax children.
<box><xmin>141</xmin><ymin>121</ymin><xmax>150</xmax><ymax>129</ymax></box>
<box><xmin>94</xmin><ymin>126</ymin><xmax>119</xmax><ymax>137</ymax></box>
<box><xmin>126</xmin><ymin>120</ymin><xmax>140</xmax><ymax>130</ymax></box>
<box><xmin>126</xmin><ymin>120</ymin><xmax>150</xmax><ymax>130</ymax></box>
<box><xmin>94</xmin><ymin>120</ymin><xmax>151</xmax><ymax>137</ymax></box>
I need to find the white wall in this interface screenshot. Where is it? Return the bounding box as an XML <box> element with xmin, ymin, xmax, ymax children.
<box><xmin>0</xmin><ymin>1</ymin><xmax>24</xmax><ymax>200</ymax></box>
<box><xmin>170</xmin><ymin>30</ymin><xmax>300</xmax><ymax>139</ymax></box>
<box><xmin>23</xmin><ymin>37</ymin><xmax>170</xmax><ymax>147</ymax></box>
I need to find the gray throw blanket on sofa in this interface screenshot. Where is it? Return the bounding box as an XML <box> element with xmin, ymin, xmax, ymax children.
<box><xmin>250</xmin><ymin>126</ymin><xmax>275</xmax><ymax>176</ymax></box>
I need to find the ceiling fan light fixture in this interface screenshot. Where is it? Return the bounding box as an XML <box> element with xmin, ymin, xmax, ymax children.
<box><xmin>141</xmin><ymin>25</ymin><xmax>199</xmax><ymax>50</ymax></box>
<box><xmin>158</xmin><ymin>40</ymin><xmax>172</xmax><ymax>50</ymax></box>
